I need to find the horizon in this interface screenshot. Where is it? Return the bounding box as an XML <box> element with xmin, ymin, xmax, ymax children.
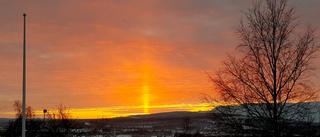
<box><xmin>1</xmin><ymin>103</ymin><xmax>212</xmax><ymax>119</ymax></box>
<box><xmin>2</xmin><ymin>101</ymin><xmax>320</xmax><ymax>119</ymax></box>
<box><xmin>2</xmin><ymin>103</ymin><xmax>213</xmax><ymax>119</ymax></box>
<box><xmin>0</xmin><ymin>0</ymin><xmax>320</xmax><ymax>119</ymax></box>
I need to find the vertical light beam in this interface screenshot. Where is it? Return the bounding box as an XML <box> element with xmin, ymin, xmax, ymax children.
<box><xmin>142</xmin><ymin>85</ymin><xmax>150</xmax><ymax>114</ymax></box>
<box><xmin>22</xmin><ymin>13</ymin><xmax>27</xmax><ymax>137</ymax></box>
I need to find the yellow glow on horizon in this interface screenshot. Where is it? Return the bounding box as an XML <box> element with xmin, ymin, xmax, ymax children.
<box><xmin>29</xmin><ymin>103</ymin><xmax>214</xmax><ymax>119</ymax></box>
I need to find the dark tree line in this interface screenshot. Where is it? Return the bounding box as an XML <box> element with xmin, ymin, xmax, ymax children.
<box><xmin>1</xmin><ymin>101</ymin><xmax>79</xmax><ymax>137</ymax></box>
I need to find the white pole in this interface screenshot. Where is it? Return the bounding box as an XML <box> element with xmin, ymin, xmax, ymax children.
<box><xmin>22</xmin><ymin>13</ymin><xmax>27</xmax><ymax>137</ymax></box>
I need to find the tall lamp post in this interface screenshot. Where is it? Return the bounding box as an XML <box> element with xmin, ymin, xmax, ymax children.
<box><xmin>22</xmin><ymin>13</ymin><xmax>27</xmax><ymax>137</ymax></box>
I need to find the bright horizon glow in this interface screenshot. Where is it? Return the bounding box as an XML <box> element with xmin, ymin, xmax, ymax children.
<box><xmin>19</xmin><ymin>103</ymin><xmax>213</xmax><ymax>119</ymax></box>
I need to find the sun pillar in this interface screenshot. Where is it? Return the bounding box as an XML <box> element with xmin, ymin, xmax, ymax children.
<box><xmin>142</xmin><ymin>85</ymin><xmax>150</xmax><ymax>114</ymax></box>
<box><xmin>141</xmin><ymin>63</ymin><xmax>152</xmax><ymax>114</ymax></box>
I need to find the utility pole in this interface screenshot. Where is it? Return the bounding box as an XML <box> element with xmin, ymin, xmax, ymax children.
<box><xmin>22</xmin><ymin>13</ymin><xmax>27</xmax><ymax>137</ymax></box>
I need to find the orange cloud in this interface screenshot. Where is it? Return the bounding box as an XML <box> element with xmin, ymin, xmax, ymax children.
<box><xmin>0</xmin><ymin>0</ymin><xmax>319</xmax><ymax>119</ymax></box>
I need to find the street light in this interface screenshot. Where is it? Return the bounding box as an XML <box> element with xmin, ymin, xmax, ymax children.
<box><xmin>43</xmin><ymin>109</ymin><xmax>47</xmax><ymax>121</ymax></box>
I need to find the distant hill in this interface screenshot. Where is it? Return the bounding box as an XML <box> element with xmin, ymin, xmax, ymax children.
<box><xmin>211</xmin><ymin>102</ymin><xmax>320</xmax><ymax>122</ymax></box>
<box><xmin>126</xmin><ymin>111</ymin><xmax>209</xmax><ymax>119</ymax></box>
<box><xmin>103</xmin><ymin>111</ymin><xmax>212</xmax><ymax>124</ymax></box>
<box><xmin>0</xmin><ymin>118</ymin><xmax>11</xmax><ymax>122</ymax></box>
<box><xmin>0</xmin><ymin>118</ymin><xmax>12</xmax><ymax>128</ymax></box>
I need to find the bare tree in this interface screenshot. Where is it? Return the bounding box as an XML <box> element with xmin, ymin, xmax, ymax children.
<box><xmin>2</xmin><ymin>101</ymin><xmax>41</xmax><ymax>137</ymax></box>
<box><xmin>13</xmin><ymin>100</ymin><xmax>35</xmax><ymax>119</ymax></box>
<box><xmin>208</xmin><ymin>0</ymin><xmax>319</xmax><ymax>137</ymax></box>
<box><xmin>43</xmin><ymin>103</ymin><xmax>77</xmax><ymax>137</ymax></box>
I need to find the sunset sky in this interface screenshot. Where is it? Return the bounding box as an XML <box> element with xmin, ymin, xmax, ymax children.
<box><xmin>0</xmin><ymin>0</ymin><xmax>319</xmax><ymax>119</ymax></box>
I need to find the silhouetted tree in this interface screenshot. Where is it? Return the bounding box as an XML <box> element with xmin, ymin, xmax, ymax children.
<box><xmin>207</xmin><ymin>0</ymin><xmax>319</xmax><ymax>137</ymax></box>
<box><xmin>13</xmin><ymin>100</ymin><xmax>35</xmax><ymax>119</ymax></box>
<box><xmin>42</xmin><ymin>103</ymin><xmax>77</xmax><ymax>137</ymax></box>
<box><xmin>1</xmin><ymin>101</ymin><xmax>41</xmax><ymax>137</ymax></box>
<box><xmin>0</xmin><ymin>102</ymin><xmax>81</xmax><ymax>137</ymax></box>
